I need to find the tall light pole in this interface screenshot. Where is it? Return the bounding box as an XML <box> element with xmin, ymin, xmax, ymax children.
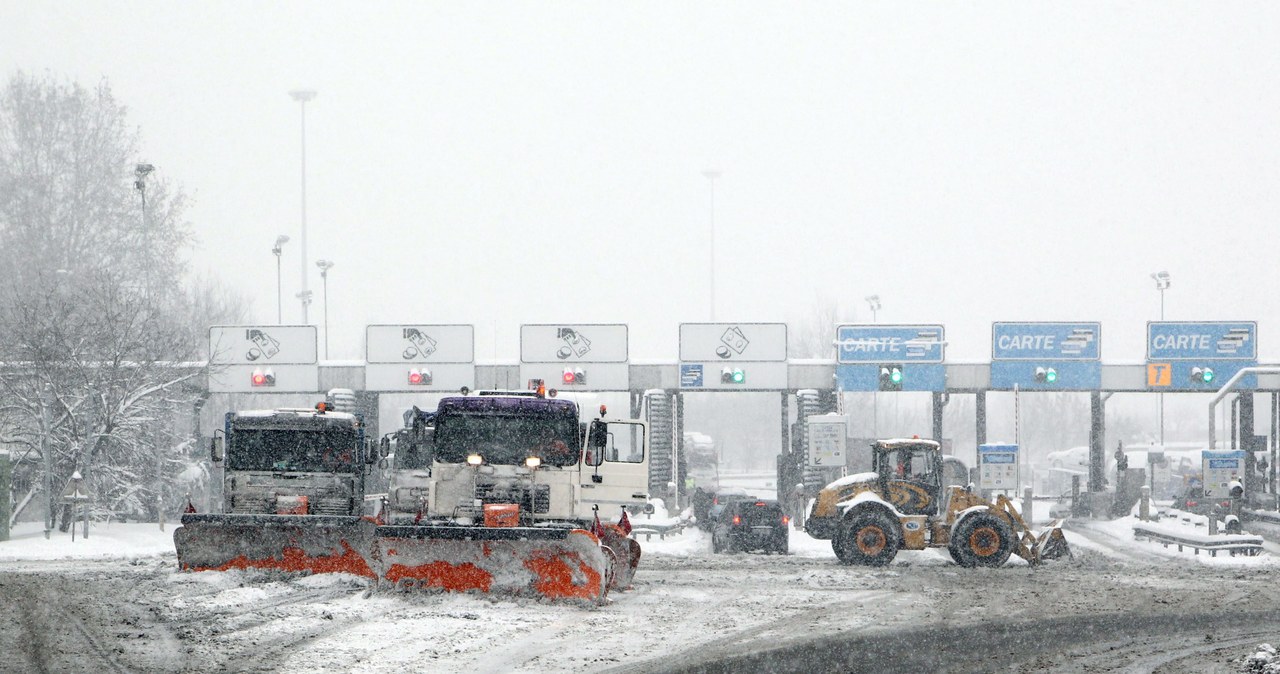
<box><xmin>702</xmin><ymin>170</ymin><xmax>721</xmax><ymax>321</ymax></box>
<box><xmin>1151</xmin><ymin>271</ymin><xmax>1171</xmax><ymax>445</ymax></box>
<box><xmin>134</xmin><ymin>162</ymin><xmax>164</xmax><ymax>530</ymax></box>
<box><xmin>289</xmin><ymin>89</ymin><xmax>317</xmax><ymax>323</ymax></box>
<box><xmin>272</xmin><ymin>235</ymin><xmax>289</xmax><ymax>324</ymax></box>
<box><xmin>316</xmin><ymin>259</ymin><xmax>334</xmax><ymax>359</ymax></box>
<box><xmin>865</xmin><ymin>295</ymin><xmax>881</xmax><ymax>323</ymax></box>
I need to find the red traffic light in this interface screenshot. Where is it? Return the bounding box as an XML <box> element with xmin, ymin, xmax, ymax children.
<box><xmin>562</xmin><ymin>367</ymin><xmax>585</xmax><ymax>385</ymax></box>
<box><xmin>251</xmin><ymin>369</ymin><xmax>275</xmax><ymax>387</ymax></box>
<box><xmin>408</xmin><ymin>368</ymin><xmax>431</xmax><ymax>386</ymax></box>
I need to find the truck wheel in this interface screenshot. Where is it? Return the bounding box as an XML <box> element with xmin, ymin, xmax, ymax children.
<box><xmin>950</xmin><ymin>512</ymin><xmax>1015</xmax><ymax>568</ymax></box>
<box><xmin>836</xmin><ymin>510</ymin><xmax>901</xmax><ymax>567</ymax></box>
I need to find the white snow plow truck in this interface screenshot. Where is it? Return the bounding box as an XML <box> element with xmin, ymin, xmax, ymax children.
<box><xmin>174</xmin><ymin>403</ymin><xmax>380</xmax><ymax>578</ymax></box>
<box><xmin>376</xmin><ymin>388</ymin><xmax>648</xmax><ymax>603</ymax></box>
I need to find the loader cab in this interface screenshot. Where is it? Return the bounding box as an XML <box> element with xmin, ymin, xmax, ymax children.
<box><xmin>873</xmin><ymin>439</ymin><xmax>943</xmax><ymax>516</ymax></box>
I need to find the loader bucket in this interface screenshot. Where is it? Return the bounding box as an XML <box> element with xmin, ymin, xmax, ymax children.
<box><xmin>174</xmin><ymin>514</ymin><xmax>377</xmax><ymax>578</ymax></box>
<box><xmin>372</xmin><ymin>525</ymin><xmax>610</xmax><ymax>604</ymax></box>
<box><xmin>1035</xmin><ymin>522</ymin><xmax>1072</xmax><ymax>561</ymax></box>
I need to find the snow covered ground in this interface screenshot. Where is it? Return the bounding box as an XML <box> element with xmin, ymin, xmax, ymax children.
<box><xmin>4</xmin><ymin>479</ymin><xmax>1280</xmax><ymax>672</ymax></box>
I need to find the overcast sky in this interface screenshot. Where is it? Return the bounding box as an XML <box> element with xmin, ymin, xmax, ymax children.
<box><xmin>5</xmin><ymin>2</ymin><xmax>1279</xmax><ymax>363</ymax></box>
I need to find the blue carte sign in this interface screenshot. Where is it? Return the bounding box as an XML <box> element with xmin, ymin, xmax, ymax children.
<box><xmin>991</xmin><ymin>322</ymin><xmax>1100</xmax><ymax>361</ymax></box>
<box><xmin>835</xmin><ymin>324</ymin><xmax>945</xmax><ymax>364</ymax></box>
<box><xmin>1147</xmin><ymin>322</ymin><xmax>1257</xmax><ymax>361</ymax></box>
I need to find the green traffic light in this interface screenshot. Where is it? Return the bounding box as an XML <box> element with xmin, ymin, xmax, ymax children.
<box><xmin>1201</xmin><ymin>368</ymin><xmax>1214</xmax><ymax>383</ymax></box>
<box><xmin>1045</xmin><ymin>368</ymin><xmax>1057</xmax><ymax>383</ymax></box>
<box><xmin>732</xmin><ymin>369</ymin><xmax>745</xmax><ymax>383</ymax></box>
<box><xmin>890</xmin><ymin>368</ymin><xmax>902</xmax><ymax>384</ymax></box>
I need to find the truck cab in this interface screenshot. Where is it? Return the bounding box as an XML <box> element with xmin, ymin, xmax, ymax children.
<box><xmin>384</xmin><ymin>391</ymin><xmax>650</xmax><ymax>528</ymax></box>
<box><xmin>212</xmin><ymin>405</ymin><xmax>375</xmax><ymax>516</ymax></box>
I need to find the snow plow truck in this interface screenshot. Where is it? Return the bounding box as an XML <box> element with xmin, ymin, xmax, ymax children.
<box><xmin>174</xmin><ymin>403</ymin><xmax>380</xmax><ymax>577</ymax></box>
<box><xmin>805</xmin><ymin>438</ymin><xmax>1070</xmax><ymax>567</ymax></box>
<box><xmin>175</xmin><ymin>389</ymin><xmax>647</xmax><ymax>604</ymax></box>
<box><xmin>376</xmin><ymin>389</ymin><xmax>646</xmax><ymax>602</ymax></box>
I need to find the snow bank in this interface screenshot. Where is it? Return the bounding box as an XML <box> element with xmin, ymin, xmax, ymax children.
<box><xmin>0</xmin><ymin>521</ymin><xmax>175</xmax><ymax>562</ymax></box>
<box><xmin>1082</xmin><ymin>515</ymin><xmax>1280</xmax><ymax>567</ymax></box>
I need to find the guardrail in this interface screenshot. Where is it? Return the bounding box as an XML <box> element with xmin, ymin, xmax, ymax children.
<box><xmin>631</xmin><ymin>516</ymin><xmax>688</xmax><ymax>541</ymax></box>
<box><xmin>1132</xmin><ymin>520</ymin><xmax>1263</xmax><ymax>557</ymax></box>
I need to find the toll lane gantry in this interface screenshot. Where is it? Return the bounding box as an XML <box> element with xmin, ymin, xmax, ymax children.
<box><xmin>201</xmin><ymin>320</ymin><xmax>1278</xmax><ymax>515</ymax></box>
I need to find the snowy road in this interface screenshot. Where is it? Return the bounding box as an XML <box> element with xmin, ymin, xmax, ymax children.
<box><xmin>2</xmin><ymin>521</ymin><xmax>1280</xmax><ymax>673</ymax></box>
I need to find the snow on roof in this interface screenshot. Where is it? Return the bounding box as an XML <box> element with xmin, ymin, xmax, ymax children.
<box><xmin>879</xmin><ymin>438</ymin><xmax>940</xmax><ymax>447</ymax></box>
<box><xmin>825</xmin><ymin>472</ymin><xmax>878</xmax><ymax>490</ymax></box>
<box><xmin>235</xmin><ymin>409</ymin><xmax>358</xmax><ymax>421</ymax></box>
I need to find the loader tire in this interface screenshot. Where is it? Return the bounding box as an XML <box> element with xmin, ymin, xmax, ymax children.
<box><xmin>835</xmin><ymin>510</ymin><xmax>901</xmax><ymax>567</ymax></box>
<box><xmin>950</xmin><ymin>512</ymin><xmax>1015</xmax><ymax>568</ymax></box>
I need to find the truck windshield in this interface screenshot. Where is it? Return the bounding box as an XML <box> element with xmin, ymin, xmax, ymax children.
<box><xmin>228</xmin><ymin>428</ymin><xmax>359</xmax><ymax>473</ymax></box>
<box><xmin>394</xmin><ymin>429</ymin><xmax>432</xmax><ymax>470</ymax></box>
<box><xmin>434</xmin><ymin>414</ymin><xmax>580</xmax><ymax>467</ymax></box>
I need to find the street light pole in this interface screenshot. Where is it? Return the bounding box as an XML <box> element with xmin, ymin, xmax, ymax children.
<box><xmin>316</xmin><ymin>260</ymin><xmax>334</xmax><ymax>359</ymax></box>
<box><xmin>865</xmin><ymin>295</ymin><xmax>881</xmax><ymax>324</ymax></box>
<box><xmin>135</xmin><ymin>163</ymin><xmax>163</xmax><ymax>531</ymax></box>
<box><xmin>40</xmin><ymin>384</ymin><xmax>52</xmax><ymax>540</ymax></box>
<box><xmin>272</xmin><ymin>235</ymin><xmax>289</xmax><ymax>324</ymax></box>
<box><xmin>702</xmin><ymin>170</ymin><xmax>721</xmax><ymax>321</ymax></box>
<box><xmin>289</xmin><ymin>89</ymin><xmax>317</xmax><ymax>323</ymax></box>
<box><xmin>1151</xmin><ymin>271</ymin><xmax>1172</xmax><ymax>446</ymax></box>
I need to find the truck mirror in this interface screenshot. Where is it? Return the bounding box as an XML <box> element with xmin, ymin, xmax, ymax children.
<box><xmin>588</xmin><ymin>421</ymin><xmax>608</xmax><ymax>449</ymax></box>
<box><xmin>210</xmin><ymin>436</ymin><xmax>223</xmax><ymax>463</ymax></box>
<box><xmin>380</xmin><ymin>437</ymin><xmax>391</xmax><ymax>458</ymax></box>
<box><xmin>366</xmin><ymin>439</ymin><xmax>377</xmax><ymax>465</ymax></box>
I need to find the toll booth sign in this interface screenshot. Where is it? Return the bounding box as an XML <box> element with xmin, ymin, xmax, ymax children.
<box><xmin>806</xmin><ymin>415</ymin><xmax>848</xmax><ymax>468</ymax></box>
<box><xmin>1202</xmin><ymin>450</ymin><xmax>1246</xmax><ymax>498</ymax></box>
<box><xmin>978</xmin><ymin>444</ymin><xmax>1020</xmax><ymax>493</ymax></box>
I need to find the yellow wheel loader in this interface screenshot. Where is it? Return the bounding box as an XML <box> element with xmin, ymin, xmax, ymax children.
<box><xmin>805</xmin><ymin>438</ymin><xmax>1070</xmax><ymax>567</ymax></box>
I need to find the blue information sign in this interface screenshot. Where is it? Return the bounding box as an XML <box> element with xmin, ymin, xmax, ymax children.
<box><xmin>992</xmin><ymin>322</ymin><xmax>1100</xmax><ymax>361</ymax></box>
<box><xmin>835</xmin><ymin>364</ymin><xmax>947</xmax><ymax>392</ymax></box>
<box><xmin>1147</xmin><ymin>322</ymin><xmax>1256</xmax><ymax>361</ymax></box>
<box><xmin>835</xmin><ymin>325</ymin><xmax>945</xmax><ymax>364</ymax></box>
<box><xmin>990</xmin><ymin>360</ymin><xmax>1102</xmax><ymax>390</ymax></box>
<box><xmin>680</xmin><ymin>364</ymin><xmax>703</xmax><ymax>387</ymax></box>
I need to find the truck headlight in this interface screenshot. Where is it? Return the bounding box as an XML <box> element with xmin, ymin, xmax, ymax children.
<box><xmin>525</xmin><ymin>456</ymin><xmax>542</xmax><ymax>469</ymax></box>
<box><xmin>467</xmin><ymin>454</ymin><xmax>483</xmax><ymax>466</ymax></box>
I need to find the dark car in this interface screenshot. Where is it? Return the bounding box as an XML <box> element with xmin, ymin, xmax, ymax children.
<box><xmin>699</xmin><ymin>489</ymin><xmax>756</xmax><ymax>531</ymax></box>
<box><xmin>712</xmin><ymin>499</ymin><xmax>789</xmax><ymax>554</ymax></box>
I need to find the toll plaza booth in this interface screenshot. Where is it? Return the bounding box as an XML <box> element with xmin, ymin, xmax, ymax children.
<box><xmin>978</xmin><ymin>443</ymin><xmax>1020</xmax><ymax>499</ymax></box>
<box><xmin>1202</xmin><ymin>450</ymin><xmax>1247</xmax><ymax>500</ymax></box>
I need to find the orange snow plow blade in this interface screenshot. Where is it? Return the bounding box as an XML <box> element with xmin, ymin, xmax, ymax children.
<box><xmin>174</xmin><ymin>514</ymin><xmax>377</xmax><ymax>578</ymax></box>
<box><xmin>598</xmin><ymin>524</ymin><xmax>641</xmax><ymax>591</ymax></box>
<box><xmin>372</xmin><ymin>525</ymin><xmax>611</xmax><ymax>604</ymax></box>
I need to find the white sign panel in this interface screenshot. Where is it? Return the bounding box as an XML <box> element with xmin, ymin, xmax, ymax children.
<box><xmin>365</xmin><ymin>363</ymin><xmax>476</xmax><ymax>392</ymax></box>
<box><xmin>366</xmin><ymin>325</ymin><xmax>475</xmax><ymax>364</ymax></box>
<box><xmin>519</xmin><ymin>363</ymin><xmax>630</xmax><ymax>392</ymax></box>
<box><xmin>679</xmin><ymin>323</ymin><xmax>787</xmax><ymax>362</ymax></box>
<box><xmin>209</xmin><ymin>326</ymin><xmax>317</xmax><ymax>365</ymax></box>
<box><xmin>208</xmin><ymin>364</ymin><xmax>320</xmax><ymax>393</ymax></box>
<box><xmin>807</xmin><ymin>415</ymin><xmax>848</xmax><ymax>468</ymax></box>
<box><xmin>521</xmin><ymin>324</ymin><xmax>628</xmax><ymax>363</ymax></box>
<box><xmin>678</xmin><ymin>361</ymin><xmax>789</xmax><ymax>390</ymax></box>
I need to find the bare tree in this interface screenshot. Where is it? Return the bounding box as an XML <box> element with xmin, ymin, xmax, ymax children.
<box><xmin>0</xmin><ymin>72</ymin><xmax>243</xmax><ymax>525</ymax></box>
